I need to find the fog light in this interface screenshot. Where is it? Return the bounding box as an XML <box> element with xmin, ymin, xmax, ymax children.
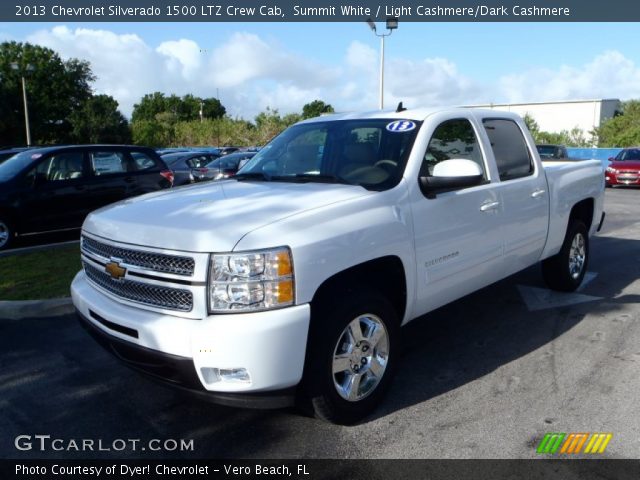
<box><xmin>217</xmin><ymin>368</ymin><xmax>251</xmax><ymax>384</ymax></box>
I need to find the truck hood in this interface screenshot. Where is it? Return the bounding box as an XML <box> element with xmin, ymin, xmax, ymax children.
<box><xmin>82</xmin><ymin>180</ymin><xmax>369</xmax><ymax>252</ymax></box>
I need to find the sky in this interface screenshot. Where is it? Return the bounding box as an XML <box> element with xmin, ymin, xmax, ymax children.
<box><xmin>1</xmin><ymin>21</ymin><xmax>639</xmax><ymax>120</ymax></box>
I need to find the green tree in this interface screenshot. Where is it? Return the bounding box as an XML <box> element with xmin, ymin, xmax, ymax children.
<box><xmin>131</xmin><ymin>92</ymin><xmax>169</xmax><ymax>123</ymax></box>
<box><xmin>201</xmin><ymin>97</ymin><xmax>226</xmax><ymax>119</ymax></box>
<box><xmin>595</xmin><ymin>100</ymin><xmax>640</xmax><ymax>147</ymax></box>
<box><xmin>523</xmin><ymin>113</ymin><xmax>540</xmax><ymax>139</ymax></box>
<box><xmin>69</xmin><ymin>94</ymin><xmax>130</xmax><ymax>143</ymax></box>
<box><xmin>132</xmin><ymin>92</ymin><xmax>226</xmax><ymax>123</ymax></box>
<box><xmin>0</xmin><ymin>41</ymin><xmax>94</xmax><ymax>145</ymax></box>
<box><xmin>302</xmin><ymin>100</ymin><xmax>334</xmax><ymax>119</ymax></box>
<box><xmin>131</xmin><ymin>119</ymin><xmax>171</xmax><ymax>147</ymax></box>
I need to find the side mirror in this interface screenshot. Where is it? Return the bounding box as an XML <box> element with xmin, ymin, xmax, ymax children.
<box><xmin>419</xmin><ymin>159</ymin><xmax>484</xmax><ymax>199</ymax></box>
<box><xmin>607</xmin><ymin>157</ymin><xmax>615</xmax><ymax>162</ymax></box>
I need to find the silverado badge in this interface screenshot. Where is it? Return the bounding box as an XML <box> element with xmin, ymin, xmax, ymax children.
<box><xmin>105</xmin><ymin>259</ymin><xmax>126</xmax><ymax>281</ymax></box>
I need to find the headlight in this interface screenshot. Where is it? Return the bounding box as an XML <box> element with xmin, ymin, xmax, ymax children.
<box><xmin>606</xmin><ymin>167</ymin><xmax>617</xmax><ymax>174</ymax></box>
<box><xmin>208</xmin><ymin>247</ymin><xmax>294</xmax><ymax>313</ymax></box>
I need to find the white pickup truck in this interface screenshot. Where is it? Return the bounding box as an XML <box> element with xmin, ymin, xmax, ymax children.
<box><xmin>71</xmin><ymin>107</ymin><xmax>605</xmax><ymax>424</ymax></box>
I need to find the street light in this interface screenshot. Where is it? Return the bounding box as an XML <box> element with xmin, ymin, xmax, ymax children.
<box><xmin>11</xmin><ymin>62</ymin><xmax>35</xmax><ymax>146</ymax></box>
<box><xmin>366</xmin><ymin>17</ymin><xmax>398</xmax><ymax>110</ymax></box>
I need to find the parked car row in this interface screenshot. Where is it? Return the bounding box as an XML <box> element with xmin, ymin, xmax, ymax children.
<box><xmin>536</xmin><ymin>144</ymin><xmax>640</xmax><ymax>188</ymax></box>
<box><xmin>0</xmin><ymin>142</ymin><xmax>263</xmax><ymax>249</ymax></box>
<box><xmin>159</xmin><ymin>150</ymin><xmax>256</xmax><ymax>185</ymax></box>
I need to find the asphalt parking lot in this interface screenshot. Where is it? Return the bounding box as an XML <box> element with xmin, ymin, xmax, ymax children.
<box><xmin>1</xmin><ymin>187</ymin><xmax>639</xmax><ymax>460</ymax></box>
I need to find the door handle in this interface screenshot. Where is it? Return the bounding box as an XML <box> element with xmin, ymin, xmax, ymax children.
<box><xmin>531</xmin><ymin>189</ymin><xmax>546</xmax><ymax>198</ymax></box>
<box><xmin>480</xmin><ymin>201</ymin><xmax>500</xmax><ymax>212</ymax></box>
<box><xmin>124</xmin><ymin>177</ymin><xmax>135</xmax><ymax>184</ymax></box>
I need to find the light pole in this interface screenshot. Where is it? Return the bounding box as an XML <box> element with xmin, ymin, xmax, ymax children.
<box><xmin>11</xmin><ymin>62</ymin><xmax>35</xmax><ymax>146</ymax></box>
<box><xmin>366</xmin><ymin>17</ymin><xmax>398</xmax><ymax>110</ymax></box>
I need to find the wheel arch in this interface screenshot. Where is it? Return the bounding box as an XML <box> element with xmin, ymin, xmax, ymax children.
<box><xmin>310</xmin><ymin>255</ymin><xmax>407</xmax><ymax>324</ymax></box>
<box><xmin>569</xmin><ymin>198</ymin><xmax>594</xmax><ymax>231</ymax></box>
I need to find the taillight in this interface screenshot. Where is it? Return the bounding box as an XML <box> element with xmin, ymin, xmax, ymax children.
<box><xmin>160</xmin><ymin>169</ymin><xmax>174</xmax><ymax>185</ymax></box>
<box><xmin>196</xmin><ymin>168</ymin><xmax>209</xmax><ymax>174</ymax></box>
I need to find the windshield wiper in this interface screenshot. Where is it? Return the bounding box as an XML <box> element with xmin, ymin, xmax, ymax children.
<box><xmin>234</xmin><ymin>172</ymin><xmax>272</xmax><ymax>182</ymax></box>
<box><xmin>272</xmin><ymin>173</ymin><xmax>354</xmax><ymax>185</ymax></box>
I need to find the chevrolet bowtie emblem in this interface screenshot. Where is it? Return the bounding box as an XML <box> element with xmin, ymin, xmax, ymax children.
<box><xmin>105</xmin><ymin>260</ymin><xmax>126</xmax><ymax>280</ymax></box>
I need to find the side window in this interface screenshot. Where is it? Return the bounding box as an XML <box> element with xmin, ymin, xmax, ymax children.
<box><xmin>482</xmin><ymin>119</ymin><xmax>534</xmax><ymax>181</ymax></box>
<box><xmin>130</xmin><ymin>151</ymin><xmax>158</xmax><ymax>171</ymax></box>
<box><xmin>32</xmin><ymin>152</ymin><xmax>85</xmax><ymax>182</ymax></box>
<box><xmin>420</xmin><ymin>119</ymin><xmax>486</xmax><ymax>178</ymax></box>
<box><xmin>90</xmin><ymin>151</ymin><xmax>129</xmax><ymax>176</ymax></box>
<box><xmin>186</xmin><ymin>155</ymin><xmax>209</xmax><ymax>168</ymax></box>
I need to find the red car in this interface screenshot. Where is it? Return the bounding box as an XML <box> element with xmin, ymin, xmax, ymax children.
<box><xmin>606</xmin><ymin>148</ymin><xmax>640</xmax><ymax>187</ymax></box>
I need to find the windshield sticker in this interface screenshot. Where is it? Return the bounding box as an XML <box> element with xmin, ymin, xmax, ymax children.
<box><xmin>386</xmin><ymin>120</ymin><xmax>416</xmax><ymax>132</ymax></box>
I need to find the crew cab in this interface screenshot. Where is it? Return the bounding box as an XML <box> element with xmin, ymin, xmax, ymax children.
<box><xmin>71</xmin><ymin>108</ymin><xmax>605</xmax><ymax>424</ymax></box>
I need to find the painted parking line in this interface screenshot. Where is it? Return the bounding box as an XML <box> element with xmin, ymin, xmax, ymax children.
<box><xmin>517</xmin><ymin>273</ymin><xmax>602</xmax><ymax>311</ymax></box>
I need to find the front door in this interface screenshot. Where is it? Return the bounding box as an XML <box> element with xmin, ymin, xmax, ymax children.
<box><xmin>20</xmin><ymin>150</ymin><xmax>90</xmax><ymax>232</ymax></box>
<box><xmin>410</xmin><ymin>116</ymin><xmax>505</xmax><ymax>316</ymax></box>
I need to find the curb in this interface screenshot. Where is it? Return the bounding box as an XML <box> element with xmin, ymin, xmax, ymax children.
<box><xmin>0</xmin><ymin>297</ymin><xmax>74</xmax><ymax>320</ymax></box>
<box><xmin>0</xmin><ymin>240</ymin><xmax>80</xmax><ymax>258</ymax></box>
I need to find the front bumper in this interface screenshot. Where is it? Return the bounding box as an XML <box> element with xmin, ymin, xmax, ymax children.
<box><xmin>71</xmin><ymin>271</ymin><xmax>310</xmax><ymax>406</ymax></box>
<box><xmin>605</xmin><ymin>173</ymin><xmax>640</xmax><ymax>185</ymax></box>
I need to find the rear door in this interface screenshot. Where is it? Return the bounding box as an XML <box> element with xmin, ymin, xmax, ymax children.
<box><xmin>480</xmin><ymin>118</ymin><xmax>549</xmax><ymax>276</ymax></box>
<box><xmin>128</xmin><ymin>149</ymin><xmax>167</xmax><ymax>193</ymax></box>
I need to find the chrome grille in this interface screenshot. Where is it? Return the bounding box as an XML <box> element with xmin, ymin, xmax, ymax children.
<box><xmin>82</xmin><ymin>236</ymin><xmax>195</xmax><ymax>276</ymax></box>
<box><xmin>83</xmin><ymin>262</ymin><xmax>193</xmax><ymax>312</ymax></box>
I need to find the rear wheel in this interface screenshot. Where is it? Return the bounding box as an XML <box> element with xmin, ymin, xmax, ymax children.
<box><xmin>542</xmin><ymin>220</ymin><xmax>589</xmax><ymax>292</ymax></box>
<box><xmin>302</xmin><ymin>291</ymin><xmax>399</xmax><ymax>425</ymax></box>
<box><xmin>0</xmin><ymin>217</ymin><xmax>14</xmax><ymax>250</ymax></box>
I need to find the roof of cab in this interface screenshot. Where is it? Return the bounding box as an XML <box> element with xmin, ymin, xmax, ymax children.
<box><xmin>298</xmin><ymin>106</ymin><xmax>522</xmax><ymax>123</ymax></box>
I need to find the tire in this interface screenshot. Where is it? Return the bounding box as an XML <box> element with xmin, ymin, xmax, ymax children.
<box><xmin>301</xmin><ymin>290</ymin><xmax>399</xmax><ymax>425</ymax></box>
<box><xmin>0</xmin><ymin>217</ymin><xmax>14</xmax><ymax>250</ymax></box>
<box><xmin>542</xmin><ymin>220</ymin><xmax>589</xmax><ymax>292</ymax></box>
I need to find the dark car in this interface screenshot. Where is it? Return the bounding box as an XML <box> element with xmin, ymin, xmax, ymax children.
<box><xmin>605</xmin><ymin>147</ymin><xmax>640</xmax><ymax>187</ymax></box>
<box><xmin>0</xmin><ymin>147</ymin><xmax>32</xmax><ymax>164</ymax></box>
<box><xmin>0</xmin><ymin>145</ymin><xmax>173</xmax><ymax>250</ymax></box>
<box><xmin>536</xmin><ymin>144</ymin><xmax>569</xmax><ymax>160</ymax></box>
<box><xmin>160</xmin><ymin>151</ymin><xmax>220</xmax><ymax>185</ymax></box>
<box><xmin>206</xmin><ymin>151</ymin><xmax>257</xmax><ymax>180</ymax></box>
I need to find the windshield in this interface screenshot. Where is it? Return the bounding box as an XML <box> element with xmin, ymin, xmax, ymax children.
<box><xmin>0</xmin><ymin>150</ymin><xmax>40</xmax><ymax>180</ymax></box>
<box><xmin>237</xmin><ymin>119</ymin><xmax>422</xmax><ymax>191</ymax></box>
<box><xmin>617</xmin><ymin>149</ymin><xmax>640</xmax><ymax>161</ymax></box>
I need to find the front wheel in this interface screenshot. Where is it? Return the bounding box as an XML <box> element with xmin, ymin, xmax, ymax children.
<box><xmin>542</xmin><ymin>220</ymin><xmax>589</xmax><ymax>292</ymax></box>
<box><xmin>0</xmin><ymin>217</ymin><xmax>14</xmax><ymax>250</ymax></box>
<box><xmin>302</xmin><ymin>291</ymin><xmax>399</xmax><ymax>424</ymax></box>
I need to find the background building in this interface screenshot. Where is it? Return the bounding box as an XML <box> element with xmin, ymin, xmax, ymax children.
<box><xmin>469</xmin><ymin>99</ymin><xmax>621</xmax><ymax>146</ymax></box>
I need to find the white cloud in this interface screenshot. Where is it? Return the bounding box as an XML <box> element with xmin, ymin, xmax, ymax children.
<box><xmin>21</xmin><ymin>26</ymin><xmax>640</xmax><ymax>122</ymax></box>
<box><xmin>499</xmin><ymin>50</ymin><xmax>640</xmax><ymax>103</ymax></box>
<box><xmin>156</xmin><ymin>39</ymin><xmax>202</xmax><ymax>80</ymax></box>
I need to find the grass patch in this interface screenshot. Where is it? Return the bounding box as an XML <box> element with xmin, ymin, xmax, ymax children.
<box><xmin>0</xmin><ymin>245</ymin><xmax>81</xmax><ymax>300</ymax></box>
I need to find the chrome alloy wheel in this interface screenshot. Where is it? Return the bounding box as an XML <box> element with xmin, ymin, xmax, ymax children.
<box><xmin>332</xmin><ymin>314</ymin><xmax>389</xmax><ymax>402</ymax></box>
<box><xmin>0</xmin><ymin>221</ymin><xmax>9</xmax><ymax>249</ymax></box>
<box><xmin>568</xmin><ymin>232</ymin><xmax>586</xmax><ymax>280</ymax></box>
